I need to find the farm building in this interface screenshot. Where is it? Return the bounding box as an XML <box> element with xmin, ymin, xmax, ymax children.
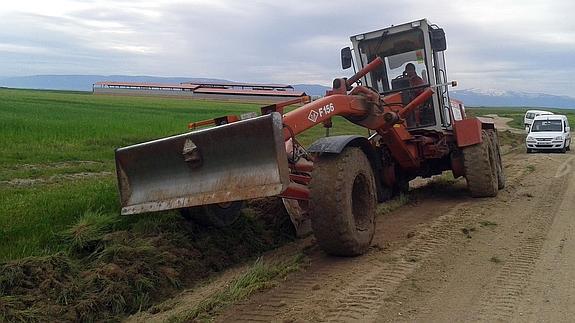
<box><xmin>92</xmin><ymin>81</ymin><xmax>307</xmax><ymax>103</ymax></box>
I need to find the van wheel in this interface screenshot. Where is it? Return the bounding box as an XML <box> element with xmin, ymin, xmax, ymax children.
<box><xmin>526</xmin><ymin>148</ymin><xmax>533</xmax><ymax>154</ymax></box>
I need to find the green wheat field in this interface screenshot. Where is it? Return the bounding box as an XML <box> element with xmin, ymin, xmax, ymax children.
<box><xmin>0</xmin><ymin>87</ymin><xmax>365</xmax><ymax>261</ymax></box>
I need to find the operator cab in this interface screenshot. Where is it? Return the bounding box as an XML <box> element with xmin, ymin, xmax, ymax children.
<box><xmin>342</xmin><ymin>19</ymin><xmax>453</xmax><ymax>131</ymax></box>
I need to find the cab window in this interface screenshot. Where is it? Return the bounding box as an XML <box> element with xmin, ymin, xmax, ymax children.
<box><xmin>357</xmin><ymin>29</ymin><xmax>429</xmax><ymax>93</ymax></box>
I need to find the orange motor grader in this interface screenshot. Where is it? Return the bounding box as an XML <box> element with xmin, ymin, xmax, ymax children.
<box><xmin>115</xmin><ymin>19</ymin><xmax>504</xmax><ymax>256</ymax></box>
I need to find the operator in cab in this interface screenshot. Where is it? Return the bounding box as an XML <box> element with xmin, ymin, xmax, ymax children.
<box><xmin>404</xmin><ymin>63</ymin><xmax>425</xmax><ymax>91</ymax></box>
<box><xmin>404</xmin><ymin>62</ymin><xmax>433</xmax><ymax>126</ymax></box>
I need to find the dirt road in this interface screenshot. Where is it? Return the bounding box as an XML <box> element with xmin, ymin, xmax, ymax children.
<box><xmin>484</xmin><ymin>114</ymin><xmax>525</xmax><ymax>134</ymax></box>
<box><xmin>130</xmin><ymin>148</ymin><xmax>575</xmax><ymax>322</ymax></box>
<box><xmin>210</xmin><ymin>149</ymin><xmax>574</xmax><ymax>322</ymax></box>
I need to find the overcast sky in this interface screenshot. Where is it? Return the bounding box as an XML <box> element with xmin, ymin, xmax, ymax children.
<box><xmin>1</xmin><ymin>0</ymin><xmax>574</xmax><ymax>96</ymax></box>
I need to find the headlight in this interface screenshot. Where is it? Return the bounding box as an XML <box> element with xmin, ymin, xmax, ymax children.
<box><xmin>526</xmin><ymin>136</ymin><xmax>534</xmax><ymax>141</ymax></box>
<box><xmin>555</xmin><ymin>136</ymin><xmax>564</xmax><ymax>141</ymax></box>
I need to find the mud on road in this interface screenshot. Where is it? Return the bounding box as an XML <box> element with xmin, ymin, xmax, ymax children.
<box><xmin>132</xmin><ymin>149</ymin><xmax>575</xmax><ymax>322</ymax></box>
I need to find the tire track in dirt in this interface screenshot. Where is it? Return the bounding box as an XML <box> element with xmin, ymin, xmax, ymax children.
<box><xmin>327</xmin><ymin>152</ymin><xmax>550</xmax><ymax>321</ymax></box>
<box><xmin>474</xmin><ymin>155</ymin><xmax>571</xmax><ymax>321</ymax></box>
<box><xmin>372</xmin><ymin>152</ymin><xmax>571</xmax><ymax>322</ymax></box>
<box><xmin>511</xmin><ymin>155</ymin><xmax>575</xmax><ymax>321</ymax></box>
<box><xmin>222</xmin><ymin>201</ymin><xmax>473</xmax><ymax>322</ymax></box>
<box><xmin>218</xmin><ymin>152</ymin><xmax>539</xmax><ymax>322</ymax></box>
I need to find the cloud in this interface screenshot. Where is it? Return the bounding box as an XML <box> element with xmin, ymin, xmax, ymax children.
<box><xmin>0</xmin><ymin>0</ymin><xmax>574</xmax><ymax>96</ymax></box>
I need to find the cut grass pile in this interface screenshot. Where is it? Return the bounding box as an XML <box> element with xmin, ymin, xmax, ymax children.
<box><xmin>1</xmin><ymin>200</ymin><xmax>296</xmax><ymax>322</ymax></box>
<box><xmin>168</xmin><ymin>254</ymin><xmax>306</xmax><ymax>322</ymax></box>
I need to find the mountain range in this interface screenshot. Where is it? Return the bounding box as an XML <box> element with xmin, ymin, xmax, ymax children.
<box><xmin>1</xmin><ymin>75</ymin><xmax>574</xmax><ymax>109</ymax></box>
<box><xmin>450</xmin><ymin>88</ymin><xmax>575</xmax><ymax>109</ymax></box>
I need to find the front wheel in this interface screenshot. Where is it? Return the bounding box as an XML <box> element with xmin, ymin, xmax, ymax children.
<box><xmin>309</xmin><ymin>147</ymin><xmax>377</xmax><ymax>256</ymax></box>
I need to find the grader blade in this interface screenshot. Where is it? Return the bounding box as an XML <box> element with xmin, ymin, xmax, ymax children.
<box><xmin>115</xmin><ymin>113</ymin><xmax>289</xmax><ymax>215</ymax></box>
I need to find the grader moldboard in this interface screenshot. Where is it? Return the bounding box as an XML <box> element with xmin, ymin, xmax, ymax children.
<box><xmin>115</xmin><ymin>19</ymin><xmax>505</xmax><ymax>256</ymax></box>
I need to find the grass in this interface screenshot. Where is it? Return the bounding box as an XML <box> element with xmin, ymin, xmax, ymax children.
<box><xmin>0</xmin><ymin>88</ymin><xmax>346</xmax><ymax>262</ymax></box>
<box><xmin>497</xmin><ymin>130</ymin><xmax>525</xmax><ymax>149</ymax></box>
<box><xmin>65</xmin><ymin>210</ymin><xmax>120</xmax><ymax>250</ymax></box>
<box><xmin>479</xmin><ymin>220</ymin><xmax>498</xmax><ymax>227</ymax></box>
<box><xmin>0</xmin><ymin>88</ymin><xmax>363</xmax><ymax>173</ymax></box>
<box><xmin>377</xmin><ymin>194</ymin><xmax>411</xmax><ymax>215</ymax></box>
<box><xmin>0</xmin><ymin>178</ymin><xmax>118</xmax><ymax>261</ymax></box>
<box><xmin>466</xmin><ymin>107</ymin><xmax>575</xmax><ymax>130</ymax></box>
<box><xmin>0</xmin><ymin>88</ymin><xmax>261</xmax><ymax>170</ymax></box>
<box><xmin>169</xmin><ymin>254</ymin><xmax>306</xmax><ymax>322</ymax></box>
<box><xmin>490</xmin><ymin>256</ymin><xmax>503</xmax><ymax>264</ymax></box>
<box><xmin>0</xmin><ymin>88</ymin><xmax>309</xmax><ymax>321</ymax></box>
<box><xmin>0</xmin><ymin>198</ymin><xmax>298</xmax><ymax>322</ymax></box>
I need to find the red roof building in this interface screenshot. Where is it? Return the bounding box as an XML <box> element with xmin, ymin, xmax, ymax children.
<box><xmin>93</xmin><ymin>81</ymin><xmax>306</xmax><ymax>103</ymax></box>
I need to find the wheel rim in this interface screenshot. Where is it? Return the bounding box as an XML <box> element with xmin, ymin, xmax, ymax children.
<box><xmin>351</xmin><ymin>173</ymin><xmax>371</xmax><ymax>232</ymax></box>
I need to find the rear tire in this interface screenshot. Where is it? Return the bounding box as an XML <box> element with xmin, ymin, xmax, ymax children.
<box><xmin>487</xmin><ymin>130</ymin><xmax>506</xmax><ymax>190</ymax></box>
<box><xmin>463</xmin><ymin>130</ymin><xmax>498</xmax><ymax>197</ymax></box>
<box><xmin>180</xmin><ymin>201</ymin><xmax>243</xmax><ymax>227</ymax></box>
<box><xmin>309</xmin><ymin>147</ymin><xmax>377</xmax><ymax>256</ymax></box>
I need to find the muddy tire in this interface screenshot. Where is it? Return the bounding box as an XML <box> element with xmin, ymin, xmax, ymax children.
<box><xmin>463</xmin><ymin>130</ymin><xmax>498</xmax><ymax>197</ymax></box>
<box><xmin>180</xmin><ymin>201</ymin><xmax>243</xmax><ymax>227</ymax></box>
<box><xmin>487</xmin><ymin>130</ymin><xmax>506</xmax><ymax>190</ymax></box>
<box><xmin>309</xmin><ymin>147</ymin><xmax>377</xmax><ymax>256</ymax></box>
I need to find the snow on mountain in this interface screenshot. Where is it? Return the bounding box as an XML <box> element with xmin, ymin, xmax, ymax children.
<box><xmin>451</xmin><ymin>88</ymin><xmax>575</xmax><ymax>109</ymax></box>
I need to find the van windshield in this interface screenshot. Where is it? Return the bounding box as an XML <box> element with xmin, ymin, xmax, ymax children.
<box><xmin>531</xmin><ymin>120</ymin><xmax>562</xmax><ymax>132</ymax></box>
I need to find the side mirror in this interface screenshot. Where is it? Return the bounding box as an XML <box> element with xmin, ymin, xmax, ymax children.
<box><xmin>341</xmin><ymin>47</ymin><xmax>352</xmax><ymax>70</ymax></box>
<box><xmin>430</xmin><ymin>28</ymin><xmax>447</xmax><ymax>51</ymax></box>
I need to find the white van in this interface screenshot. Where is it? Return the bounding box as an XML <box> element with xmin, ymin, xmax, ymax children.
<box><xmin>524</xmin><ymin>110</ymin><xmax>553</xmax><ymax>131</ymax></box>
<box><xmin>526</xmin><ymin>115</ymin><xmax>571</xmax><ymax>153</ymax></box>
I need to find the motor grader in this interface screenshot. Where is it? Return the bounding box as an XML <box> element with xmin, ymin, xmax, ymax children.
<box><xmin>115</xmin><ymin>19</ymin><xmax>505</xmax><ymax>256</ymax></box>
